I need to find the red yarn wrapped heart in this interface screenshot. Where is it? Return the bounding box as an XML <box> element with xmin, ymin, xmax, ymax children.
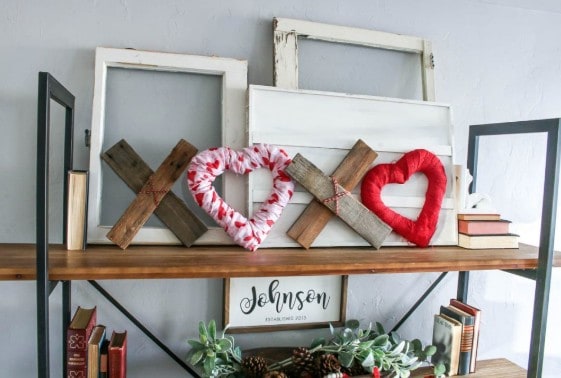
<box><xmin>360</xmin><ymin>149</ymin><xmax>447</xmax><ymax>247</ymax></box>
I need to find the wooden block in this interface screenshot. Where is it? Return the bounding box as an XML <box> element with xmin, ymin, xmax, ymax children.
<box><xmin>287</xmin><ymin>139</ymin><xmax>378</xmax><ymax>248</ymax></box>
<box><xmin>102</xmin><ymin>139</ymin><xmax>207</xmax><ymax>249</ymax></box>
<box><xmin>285</xmin><ymin>154</ymin><xmax>391</xmax><ymax>249</ymax></box>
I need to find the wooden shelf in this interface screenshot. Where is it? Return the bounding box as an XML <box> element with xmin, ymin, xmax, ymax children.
<box><xmin>1</xmin><ymin>243</ymin><xmax>559</xmax><ymax>281</ymax></box>
<box><xmin>411</xmin><ymin>358</ymin><xmax>525</xmax><ymax>377</ymax></box>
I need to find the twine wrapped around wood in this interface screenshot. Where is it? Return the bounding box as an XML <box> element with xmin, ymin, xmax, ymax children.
<box><xmin>187</xmin><ymin>144</ymin><xmax>294</xmax><ymax>251</ymax></box>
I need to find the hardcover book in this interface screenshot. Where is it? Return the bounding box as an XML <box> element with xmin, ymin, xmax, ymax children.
<box><xmin>450</xmin><ymin>299</ymin><xmax>481</xmax><ymax>373</ymax></box>
<box><xmin>87</xmin><ymin>324</ymin><xmax>106</xmax><ymax>378</ymax></box>
<box><xmin>431</xmin><ymin>313</ymin><xmax>462</xmax><ymax>376</ymax></box>
<box><xmin>100</xmin><ymin>339</ymin><xmax>109</xmax><ymax>378</ymax></box>
<box><xmin>66</xmin><ymin>170</ymin><xmax>89</xmax><ymax>250</ymax></box>
<box><xmin>457</xmin><ymin>213</ymin><xmax>501</xmax><ymax>221</ymax></box>
<box><xmin>458</xmin><ymin>233</ymin><xmax>519</xmax><ymax>249</ymax></box>
<box><xmin>440</xmin><ymin>305</ymin><xmax>475</xmax><ymax>375</ymax></box>
<box><xmin>109</xmin><ymin>330</ymin><xmax>127</xmax><ymax>378</ymax></box>
<box><xmin>67</xmin><ymin>306</ymin><xmax>97</xmax><ymax>378</ymax></box>
<box><xmin>458</xmin><ymin>219</ymin><xmax>510</xmax><ymax>235</ymax></box>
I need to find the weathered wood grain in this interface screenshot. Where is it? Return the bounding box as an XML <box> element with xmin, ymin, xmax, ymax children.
<box><xmin>285</xmin><ymin>154</ymin><xmax>391</xmax><ymax>249</ymax></box>
<box><xmin>0</xmin><ymin>243</ymin><xmax>554</xmax><ymax>281</ymax></box>
<box><xmin>103</xmin><ymin>139</ymin><xmax>207</xmax><ymax>249</ymax></box>
<box><xmin>287</xmin><ymin>139</ymin><xmax>378</xmax><ymax>248</ymax></box>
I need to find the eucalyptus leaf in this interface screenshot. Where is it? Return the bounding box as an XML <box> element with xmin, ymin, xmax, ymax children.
<box><xmin>424</xmin><ymin>345</ymin><xmax>437</xmax><ymax>356</ymax></box>
<box><xmin>203</xmin><ymin>356</ymin><xmax>215</xmax><ymax>376</ymax></box>
<box><xmin>190</xmin><ymin>349</ymin><xmax>205</xmax><ymax>365</ymax></box>
<box><xmin>434</xmin><ymin>363</ymin><xmax>446</xmax><ymax>376</ymax></box>
<box><xmin>361</xmin><ymin>351</ymin><xmax>375</xmax><ymax>367</ymax></box>
<box><xmin>390</xmin><ymin>340</ymin><xmax>405</xmax><ymax>355</ymax></box>
<box><xmin>375</xmin><ymin>322</ymin><xmax>386</xmax><ymax>335</ymax></box>
<box><xmin>373</xmin><ymin>334</ymin><xmax>390</xmax><ymax>347</ymax></box>
<box><xmin>199</xmin><ymin>321</ymin><xmax>209</xmax><ymax>344</ymax></box>
<box><xmin>188</xmin><ymin>339</ymin><xmax>206</xmax><ymax>351</ymax></box>
<box><xmin>311</xmin><ymin>337</ymin><xmax>325</xmax><ymax>349</ymax></box>
<box><xmin>338</xmin><ymin>351</ymin><xmax>354</xmax><ymax>367</ymax></box>
<box><xmin>217</xmin><ymin>338</ymin><xmax>233</xmax><ymax>351</ymax></box>
<box><xmin>208</xmin><ymin>319</ymin><xmax>217</xmax><ymax>340</ymax></box>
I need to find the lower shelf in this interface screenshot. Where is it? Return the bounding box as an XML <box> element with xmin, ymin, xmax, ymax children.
<box><xmin>411</xmin><ymin>358</ymin><xmax>525</xmax><ymax>377</ymax></box>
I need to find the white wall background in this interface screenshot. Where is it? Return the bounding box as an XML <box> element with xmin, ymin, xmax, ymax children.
<box><xmin>1</xmin><ymin>0</ymin><xmax>561</xmax><ymax>377</ymax></box>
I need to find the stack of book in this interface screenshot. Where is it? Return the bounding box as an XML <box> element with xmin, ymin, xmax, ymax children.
<box><xmin>457</xmin><ymin>213</ymin><xmax>519</xmax><ymax>249</ymax></box>
<box><xmin>66</xmin><ymin>306</ymin><xmax>127</xmax><ymax>378</ymax></box>
<box><xmin>431</xmin><ymin>299</ymin><xmax>481</xmax><ymax>376</ymax></box>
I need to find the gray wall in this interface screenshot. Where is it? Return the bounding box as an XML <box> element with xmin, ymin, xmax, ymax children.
<box><xmin>1</xmin><ymin>0</ymin><xmax>561</xmax><ymax>377</ymax></box>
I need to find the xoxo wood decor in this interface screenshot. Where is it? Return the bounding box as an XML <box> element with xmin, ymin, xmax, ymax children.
<box><xmin>285</xmin><ymin>154</ymin><xmax>391</xmax><ymax>249</ymax></box>
<box><xmin>287</xmin><ymin>139</ymin><xmax>378</xmax><ymax>249</ymax></box>
<box><xmin>103</xmin><ymin>139</ymin><xmax>206</xmax><ymax>249</ymax></box>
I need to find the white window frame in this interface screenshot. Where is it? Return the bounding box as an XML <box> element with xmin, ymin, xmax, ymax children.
<box><xmin>87</xmin><ymin>47</ymin><xmax>247</xmax><ymax>245</ymax></box>
<box><xmin>273</xmin><ymin>17</ymin><xmax>435</xmax><ymax>101</ymax></box>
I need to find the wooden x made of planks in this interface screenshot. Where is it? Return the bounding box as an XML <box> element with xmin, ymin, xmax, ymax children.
<box><xmin>285</xmin><ymin>153</ymin><xmax>392</xmax><ymax>249</ymax></box>
<box><xmin>102</xmin><ymin>139</ymin><xmax>207</xmax><ymax>249</ymax></box>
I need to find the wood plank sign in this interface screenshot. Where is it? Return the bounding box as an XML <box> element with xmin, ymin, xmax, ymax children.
<box><xmin>224</xmin><ymin>276</ymin><xmax>347</xmax><ymax>333</ymax></box>
<box><xmin>248</xmin><ymin>85</ymin><xmax>457</xmax><ymax>247</ymax></box>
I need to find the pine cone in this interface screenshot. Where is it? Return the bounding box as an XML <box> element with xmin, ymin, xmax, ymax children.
<box><xmin>316</xmin><ymin>354</ymin><xmax>341</xmax><ymax>376</ymax></box>
<box><xmin>241</xmin><ymin>355</ymin><xmax>268</xmax><ymax>378</ymax></box>
<box><xmin>264</xmin><ymin>371</ymin><xmax>288</xmax><ymax>378</ymax></box>
<box><xmin>292</xmin><ymin>347</ymin><xmax>315</xmax><ymax>373</ymax></box>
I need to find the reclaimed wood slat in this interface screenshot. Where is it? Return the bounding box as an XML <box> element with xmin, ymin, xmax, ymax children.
<box><xmin>287</xmin><ymin>139</ymin><xmax>378</xmax><ymax>248</ymax></box>
<box><xmin>285</xmin><ymin>154</ymin><xmax>391</xmax><ymax>249</ymax></box>
<box><xmin>102</xmin><ymin>139</ymin><xmax>206</xmax><ymax>249</ymax></box>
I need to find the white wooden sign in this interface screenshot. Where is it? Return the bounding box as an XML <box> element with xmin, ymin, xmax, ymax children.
<box><xmin>248</xmin><ymin>85</ymin><xmax>457</xmax><ymax>247</ymax></box>
<box><xmin>224</xmin><ymin>275</ymin><xmax>346</xmax><ymax>332</ymax></box>
<box><xmin>273</xmin><ymin>17</ymin><xmax>435</xmax><ymax>101</ymax></box>
<box><xmin>87</xmin><ymin>47</ymin><xmax>247</xmax><ymax>245</ymax></box>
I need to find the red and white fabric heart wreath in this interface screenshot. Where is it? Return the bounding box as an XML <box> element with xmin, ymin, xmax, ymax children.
<box><xmin>187</xmin><ymin>144</ymin><xmax>294</xmax><ymax>251</ymax></box>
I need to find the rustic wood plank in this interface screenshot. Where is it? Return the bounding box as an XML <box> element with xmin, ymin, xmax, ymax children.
<box><xmin>0</xmin><ymin>243</ymin><xmax>558</xmax><ymax>281</ymax></box>
<box><xmin>285</xmin><ymin>154</ymin><xmax>391</xmax><ymax>249</ymax></box>
<box><xmin>104</xmin><ymin>139</ymin><xmax>204</xmax><ymax>249</ymax></box>
<box><xmin>287</xmin><ymin>140</ymin><xmax>378</xmax><ymax>248</ymax></box>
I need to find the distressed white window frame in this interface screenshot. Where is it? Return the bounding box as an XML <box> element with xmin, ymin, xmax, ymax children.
<box><xmin>87</xmin><ymin>47</ymin><xmax>247</xmax><ymax>245</ymax></box>
<box><xmin>273</xmin><ymin>17</ymin><xmax>435</xmax><ymax>101</ymax></box>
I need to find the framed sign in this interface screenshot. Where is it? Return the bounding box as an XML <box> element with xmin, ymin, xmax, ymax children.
<box><xmin>87</xmin><ymin>47</ymin><xmax>247</xmax><ymax>245</ymax></box>
<box><xmin>224</xmin><ymin>275</ymin><xmax>347</xmax><ymax>333</ymax></box>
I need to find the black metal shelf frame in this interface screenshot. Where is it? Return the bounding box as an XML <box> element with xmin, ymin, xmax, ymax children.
<box><xmin>34</xmin><ymin>72</ymin><xmax>559</xmax><ymax>378</ymax></box>
<box><xmin>36</xmin><ymin>72</ymin><xmax>74</xmax><ymax>378</ymax></box>
<box><xmin>461</xmin><ymin>119</ymin><xmax>561</xmax><ymax>377</ymax></box>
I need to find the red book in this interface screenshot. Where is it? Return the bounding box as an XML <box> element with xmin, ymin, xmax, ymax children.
<box><xmin>67</xmin><ymin>306</ymin><xmax>97</xmax><ymax>378</ymax></box>
<box><xmin>458</xmin><ymin>219</ymin><xmax>510</xmax><ymax>235</ymax></box>
<box><xmin>450</xmin><ymin>299</ymin><xmax>481</xmax><ymax>373</ymax></box>
<box><xmin>109</xmin><ymin>331</ymin><xmax>127</xmax><ymax>378</ymax></box>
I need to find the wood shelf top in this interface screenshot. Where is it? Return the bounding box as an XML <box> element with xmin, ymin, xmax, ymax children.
<box><xmin>1</xmin><ymin>243</ymin><xmax>559</xmax><ymax>281</ymax></box>
<box><xmin>411</xmin><ymin>358</ymin><xmax>525</xmax><ymax>377</ymax></box>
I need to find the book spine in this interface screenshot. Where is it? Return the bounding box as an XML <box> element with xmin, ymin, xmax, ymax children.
<box><xmin>458</xmin><ymin>323</ymin><xmax>474</xmax><ymax>375</ymax></box>
<box><xmin>109</xmin><ymin>347</ymin><xmax>126</xmax><ymax>378</ymax></box>
<box><xmin>67</xmin><ymin>328</ymin><xmax>88</xmax><ymax>378</ymax></box>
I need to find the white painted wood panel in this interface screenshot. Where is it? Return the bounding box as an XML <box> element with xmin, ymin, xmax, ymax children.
<box><xmin>248</xmin><ymin>85</ymin><xmax>457</xmax><ymax>247</ymax></box>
